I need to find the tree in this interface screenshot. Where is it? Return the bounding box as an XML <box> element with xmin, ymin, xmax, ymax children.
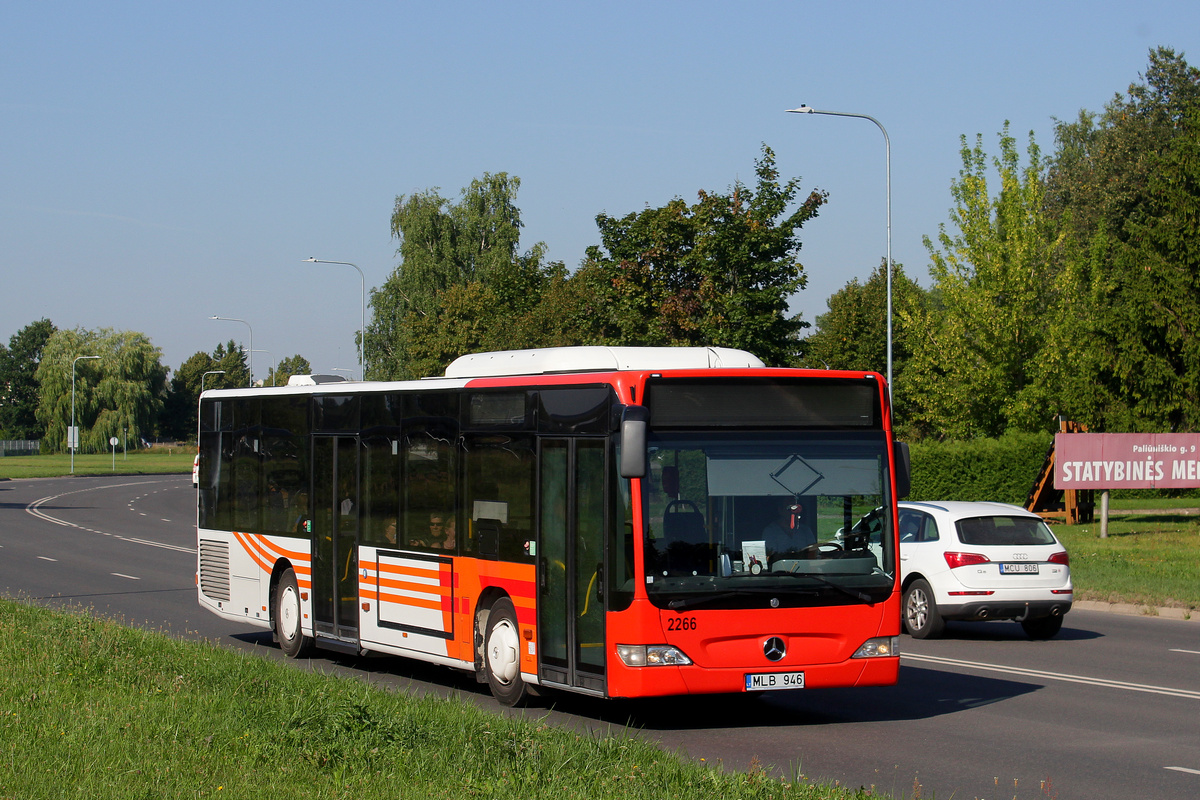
<box><xmin>903</xmin><ymin>124</ymin><xmax>1060</xmax><ymax>439</ymax></box>
<box><xmin>369</xmin><ymin>173</ymin><xmax>553</xmax><ymax>379</ymax></box>
<box><xmin>1045</xmin><ymin>47</ymin><xmax>1200</xmax><ymax>431</ymax></box>
<box><xmin>211</xmin><ymin>340</ymin><xmax>250</xmax><ymax>388</ymax></box>
<box><xmin>580</xmin><ymin>144</ymin><xmax>827</xmax><ymax>366</ymax></box>
<box><xmin>160</xmin><ymin>343</ymin><xmax>251</xmax><ymax>441</ymax></box>
<box><xmin>800</xmin><ymin>261</ymin><xmax>927</xmax><ymax>431</ymax></box>
<box><xmin>271</xmin><ymin>355</ymin><xmax>312</xmax><ymax>387</ymax></box>
<box><xmin>0</xmin><ymin>319</ymin><xmax>56</xmax><ymax>440</ymax></box>
<box><xmin>36</xmin><ymin>328</ymin><xmax>167</xmax><ymax>452</ymax></box>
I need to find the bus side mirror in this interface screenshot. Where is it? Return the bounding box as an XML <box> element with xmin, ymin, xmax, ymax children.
<box><xmin>619</xmin><ymin>405</ymin><xmax>649</xmax><ymax>479</ymax></box>
<box><xmin>893</xmin><ymin>441</ymin><xmax>911</xmax><ymax>499</ymax></box>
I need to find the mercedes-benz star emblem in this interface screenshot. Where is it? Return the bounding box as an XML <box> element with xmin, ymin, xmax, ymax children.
<box><xmin>763</xmin><ymin>636</ymin><xmax>786</xmax><ymax>662</ymax></box>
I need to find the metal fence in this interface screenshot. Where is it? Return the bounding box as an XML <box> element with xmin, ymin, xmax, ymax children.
<box><xmin>0</xmin><ymin>440</ymin><xmax>40</xmax><ymax>457</ymax></box>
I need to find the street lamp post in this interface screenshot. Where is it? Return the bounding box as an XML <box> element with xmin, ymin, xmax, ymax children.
<box><xmin>70</xmin><ymin>355</ymin><xmax>100</xmax><ymax>474</ymax></box>
<box><xmin>304</xmin><ymin>258</ymin><xmax>365</xmax><ymax>380</ymax></box>
<box><xmin>210</xmin><ymin>315</ymin><xmax>254</xmax><ymax>387</ymax></box>
<box><xmin>786</xmin><ymin>105</ymin><xmax>893</xmax><ymax>401</ymax></box>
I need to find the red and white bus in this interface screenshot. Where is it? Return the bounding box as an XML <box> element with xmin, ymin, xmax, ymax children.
<box><xmin>196</xmin><ymin>346</ymin><xmax>908</xmax><ymax>704</ymax></box>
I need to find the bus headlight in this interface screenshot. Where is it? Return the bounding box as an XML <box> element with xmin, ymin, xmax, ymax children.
<box><xmin>852</xmin><ymin>636</ymin><xmax>899</xmax><ymax>658</ymax></box>
<box><xmin>616</xmin><ymin>644</ymin><xmax>693</xmax><ymax>667</ymax></box>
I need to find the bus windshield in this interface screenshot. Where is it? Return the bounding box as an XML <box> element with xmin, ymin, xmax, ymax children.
<box><xmin>642</xmin><ymin>431</ymin><xmax>895</xmax><ymax>609</ymax></box>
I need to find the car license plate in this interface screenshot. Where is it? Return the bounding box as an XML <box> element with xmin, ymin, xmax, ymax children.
<box><xmin>745</xmin><ymin>671</ymin><xmax>805</xmax><ymax>691</ymax></box>
<box><xmin>1000</xmin><ymin>562</ymin><xmax>1039</xmax><ymax>574</ymax></box>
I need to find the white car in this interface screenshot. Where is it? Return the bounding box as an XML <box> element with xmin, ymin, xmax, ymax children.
<box><xmin>898</xmin><ymin>501</ymin><xmax>1072</xmax><ymax>640</ymax></box>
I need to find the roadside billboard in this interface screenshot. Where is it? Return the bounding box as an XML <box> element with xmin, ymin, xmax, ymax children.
<box><xmin>1054</xmin><ymin>432</ymin><xmax>1200</xmax><ymax>489</ymax></box>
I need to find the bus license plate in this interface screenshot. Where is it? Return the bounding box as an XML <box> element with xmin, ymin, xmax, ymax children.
<box><xmin>1000</xmin><ymin>563</ymin><xmax>1039</xmax><ymax>574</ymax></box>
<box><xmin>745</xmin><ymin>671</ymin><xmax>805</xmax><ymax>691</ymax></box>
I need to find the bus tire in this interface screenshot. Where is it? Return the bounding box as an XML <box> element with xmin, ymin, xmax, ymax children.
<box><xmin>903</xmin><ymin>578</ymin><xmax>944</xmax><ymax>639</ymax></box>
<box><xmin>484</xmin><ymin>597</ymin><xmax>528</xmax><ymax>706</ymax></box>
<box><xmin>274</xmin><ymin>567</ymin><xmax>312</xmax><ymax>658</ymax></box>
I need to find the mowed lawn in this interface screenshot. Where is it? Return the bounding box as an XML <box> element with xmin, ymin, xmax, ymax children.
<box><xmin>0</xmin><ymin>449</ymin><xmax>194</xmax><ymax>479</ymax></box>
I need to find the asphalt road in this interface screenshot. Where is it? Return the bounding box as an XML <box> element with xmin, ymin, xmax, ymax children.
<box><xmin>2</xmin><ymin>474</ymin><xmax>1197</xmax><ymax>800</ymax></box>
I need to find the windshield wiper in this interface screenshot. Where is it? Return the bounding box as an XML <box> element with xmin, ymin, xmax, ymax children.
<box><xmin>777</xmin><ymin>572</ymin><xmax>875</xmax><ymax>604</ymax></box>
<box><xmin>666</xmin><ymin>586</ymin><xmax>819</xmax><ymax>611</ymax></box>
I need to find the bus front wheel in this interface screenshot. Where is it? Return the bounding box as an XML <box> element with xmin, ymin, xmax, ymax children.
<box><xmin>274</xmin><ymin>567</ymin><xmax>312</xmax><ymax>658</ymax></box>
<box><xmin>484</xmin><ymin>597</ymin><xmax>529</xmax><ymax>706</ymax></box>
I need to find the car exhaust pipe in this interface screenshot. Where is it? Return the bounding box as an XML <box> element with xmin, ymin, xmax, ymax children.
<box><xmin>1050</xmin><ymin>605</ymin><xmax>1062</xmax><ymax>617</ymax></box>
<box><xmin>977</xmin><ymin>607</ymin><xmax>989</xmax><ymax>619</ymax></box>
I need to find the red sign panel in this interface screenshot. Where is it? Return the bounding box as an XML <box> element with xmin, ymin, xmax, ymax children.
<box><xmin>1055</xmin><ymin>433</ymin><xmax>1200</xmax><ymax>489</ymax></box>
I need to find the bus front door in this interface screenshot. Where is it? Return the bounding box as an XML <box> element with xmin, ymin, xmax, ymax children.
<box><xmin>538</xmin><ymin>439</ymin><xmax>607</xmax><ymax>695</ymax></box>
<box><xmin>312</xmin><ymin>435</ymin><xmax>360</xmax><ymax>645</ymax></box>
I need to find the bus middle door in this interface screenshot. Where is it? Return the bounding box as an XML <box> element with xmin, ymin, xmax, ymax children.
<box><xmin>312</xmin><ymin>434</ymin><xmax>360</xmax><ymax>646</ymax></box>
<box><xmin>538</xmin><ymin>438</ymin><xmax>607</xmax><ymax>695</ymax></box>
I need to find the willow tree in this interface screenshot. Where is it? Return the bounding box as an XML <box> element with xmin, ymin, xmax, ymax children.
<box><xmin>36</xmin><ymin>328</ymin><xmax>167</xmax><ymax>452</ymax></box>
<box><xmin>368</xmin><ymin>172</ymin><xmax>552</xmax><ymax>379</ymax></box>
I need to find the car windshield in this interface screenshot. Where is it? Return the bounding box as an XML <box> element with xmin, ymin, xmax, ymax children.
<box><xmin>955</xmin><ymin>515</ymin><xmax>1057</xmax><ymax>546</ymax></box>
<box><xmin>641</xmin><ymin>431</ymin><xmax>896</xmax><ymax>609</ymax></box>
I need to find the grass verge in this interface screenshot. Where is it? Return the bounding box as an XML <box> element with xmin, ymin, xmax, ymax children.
<box><xmin>0</xmin><ymin>600</ymin><xmax>870</xmax><ymax>800</ymax></box>
<box><xmin>1053</xmin><ymin>515</ymin><xmax>1200</xmax><ymax>613</ymax></box>
<box><xmin>0</xmin><ymin>450</ymin><xmax>194</xmax><ymax>480</ymax></box>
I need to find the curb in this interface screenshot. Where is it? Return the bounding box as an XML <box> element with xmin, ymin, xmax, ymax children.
<box><xmin>1074</xmin><ymin>599</ymin><xmax>1196</xmax><ymax>622</ymax></box>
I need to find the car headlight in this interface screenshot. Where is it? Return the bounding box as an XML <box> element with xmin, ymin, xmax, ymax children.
<box><xmin>616</xmin><ymin>644</ymin><xmax>693</xmax><ymax>667</ymax></box>
<box><xmin>852</xmin><ymin>636</ymin><xmax>899</xmax><ymax>658</ymax></box>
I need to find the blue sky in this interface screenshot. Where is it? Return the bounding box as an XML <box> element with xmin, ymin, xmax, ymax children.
<box><xmin>3</xmin><ymin>1</ymin><xmax>1197</xmax><ymax>381</ymax></box>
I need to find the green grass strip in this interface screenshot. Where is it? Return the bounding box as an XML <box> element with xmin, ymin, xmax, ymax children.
<box><xmin>0</xmin><ymin>451</ymin><xmax>195</xmax><ymax>480</ymax></box>
<box><xmin>0</xmin><ymin>600</ymin><xmax>872</xmax><ymax>799</ymax></box>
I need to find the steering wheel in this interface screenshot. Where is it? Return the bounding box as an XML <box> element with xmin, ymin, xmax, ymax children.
<box><xmin>664</xmin><ymin>499</ymin><xmax>700</xmax><ymax>514</ymax></box>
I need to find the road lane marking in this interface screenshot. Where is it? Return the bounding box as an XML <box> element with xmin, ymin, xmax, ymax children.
<box><xmin>1166</xmin><ymin>766</ymin><xmax>1200</xmax><ymax>775</ymax></box>
<box><xmin>1170</xmin><ymin>649</ymin><xmax>1200</xmax><ymax>655</ymax></box>
<box><xmin>111</xmin><ymin>573</ymin><xmax>140</xmax><ymax>580</ymax></box>
<box><xmin>24</xmin><ymin>479</ymin><xmax>196</xmax><ymax>555</ymax></box>
<box><xmin>37</xmin><ymin>556</ymin><xmax>58</xmax><ymax>562</ymax></box>
<box><xmin>903</xmin><ymin>652</ymin><xmax>1200</xmax><ymax>700</ymax></box>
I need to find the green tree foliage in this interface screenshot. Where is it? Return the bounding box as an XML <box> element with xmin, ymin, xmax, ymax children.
<box><xmin>211</xmin><ymin>340</ymin><xmax>250</xmax><ymax>388</ymax></box>
<box><xmin>579</xmin><ymin>145</ymin><xmax>826</xmax><ymax>366</ymax></box>
<box><xmin>36</xmin><ymin>328</ymin><xmax>167</xmax><ymax>452</ymax></box>
<box><xmin>369</xmin><ymin>173</ymin><xmax>554</xmax><ymax>379</ymax></box>
<box><xmin>799</xmin><ymin>261</ymin><xmax>926</xmax><ymax>431</ymax></box>
<box><xmin>271</xmin><ymin>355</ymin><xmax>312</xmax><ymax>387</ymax></box>
<box><xmin>159</xmin><ymin>346</ymin><xmax>250</xmax><ymax>442</ymax></box>
<box><xmin>0</xmin><ymin>319</ymin><xmax>56</xmax><ymax>440</ymax></box>
<box><xmin>904</xmin><ymin>124</ymin><xmax>1060</xmax><ymax>439</ymax></box>
<box><xmin>1046</xmin><ymin>47</ymin><xmax>1200</xmax><ymax>431</ymax></box>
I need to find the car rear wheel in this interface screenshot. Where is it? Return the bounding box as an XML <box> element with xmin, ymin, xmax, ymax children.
<box><xmin>903</xmin><ymin>579</ymin><xmax>945</xmax><ymax>639</ymax></box>
<box><xmin>1021</xmin><ymin>614</ymin><xmax>1064</xmax><ymax>640</ymax></box>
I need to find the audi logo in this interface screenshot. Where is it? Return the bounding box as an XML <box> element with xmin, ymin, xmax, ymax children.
<box><xmin>763</xmin><ymin>636</ymin><xmax>786</xmax><ymax>662</ymax></box>
<box><xmin>1011</xmin><ymin>553</ymin><xmax>1029</xmax><ymax>560</ymax></box>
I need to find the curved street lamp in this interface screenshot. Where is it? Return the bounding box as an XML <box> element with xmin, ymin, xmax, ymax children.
<box><xmin>786</xmin><ymin>105</ymin><xmax>893</xmax><ymax>404</ymax></box>
<box><xmin>304</xmin><ymin>258</ymin><xmax>365</xmax><ymax>380</ymax></box>
<box><xmin>70</xmin><ymin>354</ymin><xmax>100</xmax><ymax>474</ymax></box>
<box><xmin>210</xmin><ymin>315</ymin><xmax>254</xmax><ymax>387</ymax></box>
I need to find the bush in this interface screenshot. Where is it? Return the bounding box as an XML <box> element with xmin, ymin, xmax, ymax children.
<box><xmin>908</xmin><ymin>432</ymin><xmax>1050</xmax><ymax>504</ymax></box>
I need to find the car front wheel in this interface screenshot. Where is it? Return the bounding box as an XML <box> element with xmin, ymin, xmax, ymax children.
<box><xmin>903</xmin><ymin>578</ymin><xmax>945</xmax><ymax>639</ymax></box>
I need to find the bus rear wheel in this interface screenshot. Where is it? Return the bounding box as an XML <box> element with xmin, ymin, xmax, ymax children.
<box><xmin>484</xmin><ymin>597</ymin><xmax>529</xmax><ymax>706</ymax></box>
<box><xmin>274</xmin><ymin>567</ymin><xmax>311</xmax><ymax>658</ymax></box>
